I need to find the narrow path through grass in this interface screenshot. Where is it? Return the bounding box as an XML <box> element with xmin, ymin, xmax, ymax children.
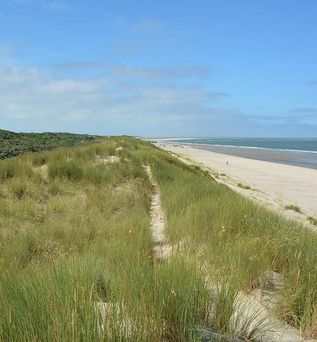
<box><xmin>144</xmin><ymin>165</ymin><xmax>173</xmax><ymax>260</ymax></box>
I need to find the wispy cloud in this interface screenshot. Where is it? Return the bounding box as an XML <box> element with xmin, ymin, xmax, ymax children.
<box><xmin>307</xmin><ymin>80</ymin><xmax>317</xmax><ymax>86</ymax></box>
<box><xmin>109</xmin><ymin>64</ymin><xmax>212</xmax><ymax>80</ymax></box>
<box><xmin>0</xmin><ymin>43</ymin><xmax>13</xmax><ymax>54</ymax></box>
<box><xmin>0</xmin><ymin>0</ymin><xmax>32</xmax><ymax>4</ymax></box>
<box><xmin>289</xmin><ymin>107</ymin><xmax>317</xmax><ymax>114</ymax></box>
<box><xmin>249</xmin><ymin>113</ymin><xmax>317</xmax><ymax>125</ymax></box>
<box><xmin>0</xmin><ymin>43</ymin><xmax>16</xmax><ymax>65</ymax></box>
<box><xmin>132</xmin><ymin>19</ymin><xmax>163</xmax><ymax>32</ymax></box>
<box><xmin>54</xmin><ymin>62</ymin><xmax>213</xmax><ymax>81</ymax></box>
<box><xmin>43</xmin><ymin>1</ymin><xmax>72</xmax><ymax>11</ymax></box>
<box><xmin>0</xmin><ymin>0</ymin><xmax>73</xmax><ymax>11</ymax></box>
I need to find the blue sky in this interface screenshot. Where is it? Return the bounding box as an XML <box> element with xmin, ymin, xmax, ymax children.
<box><xmin>0</xmin><ymin>0</ymin><xmax>316</xmax><ymax>137</ymax></box>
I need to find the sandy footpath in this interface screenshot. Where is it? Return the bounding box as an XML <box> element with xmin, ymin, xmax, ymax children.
<box><xmin>161</xmin><ymin>144</ymin><xmax>317</xmax><ymax>227</ymax></box>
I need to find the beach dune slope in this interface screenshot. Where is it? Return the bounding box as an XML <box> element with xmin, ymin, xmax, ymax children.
<box><xmin>162</xmin><ymin>145</ymin><xmax>317</xmax><ymax>223</ymax></box>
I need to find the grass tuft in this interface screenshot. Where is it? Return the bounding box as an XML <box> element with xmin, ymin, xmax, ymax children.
<box><xmin>237</xmin><ymin>182</ymin><xmax>252</xmax><ymax>190</ymax></box>
<box><xmin>285</xmin><ymin>204</ymin><xmax>302</xmax><ymax>213</ymax></box>
<box><xmin>48</xmin><ymin>158</ymin><xmax>84</xmax><ymax>180</ymax></box>
<box><xmin>9</xmin><ymin>178</ymin><xmax>28</xmax><ymax>199</ymax></box>
<box><xmin>308</xmin><ymin>216</ymin><xmax>317</xmax><ymax>226</ymax></box>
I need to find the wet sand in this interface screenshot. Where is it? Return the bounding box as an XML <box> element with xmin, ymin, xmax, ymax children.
<box><xmin>182</xmin><ymin>144</ymin><xmax>317</xmax><ymax>170</ymax></box>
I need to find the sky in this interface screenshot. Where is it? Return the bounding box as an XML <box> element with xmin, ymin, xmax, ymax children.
<box><xmin>0</xmin><ymin>0</ymin><xmax>317</xmax><ymax>137</ymax></box>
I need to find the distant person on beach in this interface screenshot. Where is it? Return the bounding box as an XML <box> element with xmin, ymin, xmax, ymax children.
<box><xmin>226</xmin><ymin>161</ymin><xmax>229</xmax><ymax>165</ymax></box>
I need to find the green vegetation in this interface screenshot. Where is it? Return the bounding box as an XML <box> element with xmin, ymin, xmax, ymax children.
<box><xmin>0</xmin><ymin>129</ymin><xmax>97</xmax><ymax>160</ymax></box>
<box><xmin>308</xmin><ymin>216</ymin><xmax>317</xmax><ymax>226</ymax></box>
<box><xmin>0</xmin><ymin>137</ymin><xmax>316</xmax><ymax>340</ymax></box>
<box><xmin>0</xmin><ymin>138</ymin><xmax>210</xmax><ymax>341</ymax></box>
<box><xmin>285</xmin><ymin>204</ymin><xmax>302</xmax><ymax>213</ymax></box>
<box><xmin>237</xmin><ymin>182</ymin><xmax>252</xmax><ymax>190</ymax></box>
<box><xmin>147</xmin><ymin>143</ymin><xmax>317</xmax><ymax>338</ymax></box>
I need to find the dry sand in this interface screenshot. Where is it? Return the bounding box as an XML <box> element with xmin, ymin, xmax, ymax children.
<box><xmin>161</xmin><ymin>144</ymin><xmax>317</xmax><ymax>228</ymax></box>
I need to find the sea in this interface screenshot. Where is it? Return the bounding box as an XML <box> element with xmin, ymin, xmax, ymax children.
<box><xmin>159</xmin><ymin>138</ymin><xmax>317</xmax><ymax>170</ymax></box>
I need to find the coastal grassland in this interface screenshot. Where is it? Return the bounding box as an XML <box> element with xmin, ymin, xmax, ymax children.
<box><xmin>1</xmin><ymin>137</ymin><xmax>317</xmax><ymax>341</ymax></box>
<box><xmin>141</xmin><ymin>144</ymin><xmax>317</xmax><ymax>338</ymax></box>
<box><xmin>0</xmin><ymin>139</ymin><xmax>211</xmax><ymax>341</ymax></box>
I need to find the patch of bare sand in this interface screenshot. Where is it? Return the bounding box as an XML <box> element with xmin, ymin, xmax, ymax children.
<box><xmin>33</xmin><ymin>164</ymin><xmax>48</xmax><ymax>180</ymax></box>
<box><xmin>144</xmin><ymin>165</ymin><xmax>173</xmax><ymax>259</ymax></box>
<box><xmin>95</xmin><ymin>155</ymin><xmax>120</xmax><ymax>165</ymax></box>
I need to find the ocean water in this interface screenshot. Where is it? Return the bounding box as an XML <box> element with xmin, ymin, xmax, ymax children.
<box><xmin>162</xmin><ymin>138</ymin><xmax>317</xmax><ymax>169</ymax></box>
<box><xmin>168</xmin><ymin>138</ymin><xmax>317</xmax><ymax>153</ymax></box>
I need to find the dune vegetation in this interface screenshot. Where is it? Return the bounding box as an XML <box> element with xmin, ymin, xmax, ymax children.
<box><xmin>0</xmin><ymin>137</ymin><xmax>316</xmax><ymax>341</ymax></box>
<box><xmin>0</xmin><ymin>129</ymin><xmax>97</xmax><ymax>160</ymax></box>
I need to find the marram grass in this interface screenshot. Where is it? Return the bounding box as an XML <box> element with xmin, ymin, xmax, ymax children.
<box><xmin>0</xmin><ymin>137</ymin><xmax>316</xmax><ymax>340</ymax></box>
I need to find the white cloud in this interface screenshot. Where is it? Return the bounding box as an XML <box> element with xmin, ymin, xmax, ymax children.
<box><xmin>0</xmin><ymin>63</ymin><xmax>233</xmax><ymax>134</ymax></box>
<box><xmin>2</xmin><ymin>63</ymin><xmax>315</xmax><ymax>136</ymax></box>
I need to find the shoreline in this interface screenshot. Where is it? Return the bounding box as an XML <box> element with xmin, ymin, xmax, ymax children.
<box><xmin>159</xmin><ymin>143</ymin><xmax>317</xmax><ymax>228</ymax></box>
<box><xmin>157</xmin><ymin>142</ymin><xmax>317</xmax><ymax>170</ymax></box>
<box><xmin>173</xmin><ymin>142</ymin><xmax>317</xmax><ymax>155</ymax></box>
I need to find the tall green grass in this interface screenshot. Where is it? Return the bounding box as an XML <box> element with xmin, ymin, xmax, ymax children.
<box><xmin>0</xmin><ymin>138</ymin><xmax>211</xmax><ymax>341</ymax></box>
<box><xmin>141</xmin><ymin>144</ymin><xmax>317</xmax><ymax>338</ymax></box>
<box><xmin>1</xmin><ymin>137</ymin><xmax>316</xmax><ymax>340</ymax></box>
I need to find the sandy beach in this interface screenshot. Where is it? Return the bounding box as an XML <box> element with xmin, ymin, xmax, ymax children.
<box><xmin>161</xmin><ymin>144</ymin><xmax>317</xmax><ymax>227</ymax></box>
<box><xmin>188</xmin><ymin>144</ymin><xmax>317</xmax><ymax>169</ymax></box>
